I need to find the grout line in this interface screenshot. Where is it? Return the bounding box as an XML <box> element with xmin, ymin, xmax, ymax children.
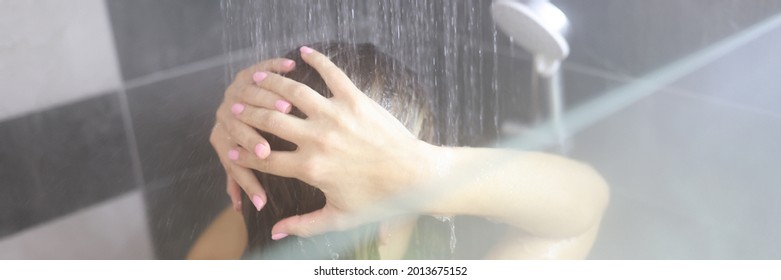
<box><xmin>123</xmin><ymin>47</ymin><xmax>256</xmax><ymax>90</ymax></box>
<box><xmin>115</xmin><ymin>88</ymin><xmax>146</xmax><ymax>188</ymax></box>
<box><xmin>561</xmin><ymin>60</ymin><xmax>638</xmax><ymax>84</ymax></box>
<box><xmin>101</xmin><ymin>0</ymin><xmax>160</xmax><ymax>257</ymax></box>
<box><xmin>660</xmin><ymin>86</ymin><xmax>781</xmax><ymax>120</ymax></box>
<box><xmin>122</xmin><ymin>32</ymin><xmax>321</xmax><ymax>91</ymax></box>
<box><xmin>101</xmin><ymin>0</ymin><xmax>146</xmax><ymax>189</ymax></box>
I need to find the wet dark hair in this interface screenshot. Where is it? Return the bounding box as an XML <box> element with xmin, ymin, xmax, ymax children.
<box><xmin>241</xmin><ymin>42</ymin><xmax>451</xmax><ymax>259</ymax></box>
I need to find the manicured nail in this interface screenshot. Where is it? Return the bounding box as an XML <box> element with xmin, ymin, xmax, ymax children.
<box><xmin>231</xmin><ymin>103</ymin><xmax>244</xmax><ymax>115</ymax></box>
<box><xmin>282</xmin><ymin>59</ymin><xmax>295</xmax><ymax>68</ymax></box>
<box><xmin>233</xmin><ymin>200</ymin><xmax>241</xmax><ymax>212</ymax></box>
<box><xmin>271</xmin><ymin>233</ymin><xmax>288</xmax><ymax>240</ymax></box>
<box><xmin>300</xmin><ymin>46</ymin><xmax>314</xmax><ymax>55</ymax></box>
<box><xmin>251</xmin><ymin>195</ymin><xmax>265</xmax><ymax>211</ymax></box>
<box><xmin>252</xmin><ymin>71</ymin><xmax>268</xmax><ymax>83</ymax></box>
<box><xmin>228</xmin><ymin>149</ymin><xmax>239</xmax><ymax>161</ymax></box>
<box><xmin>254</xmin><ymin>143</ymin><xmax>269</xmax><ymax>159</ymax></box>
<box><xmin>275</xmin><ymin>100</ymin><xmax>292</xmax><ymax>113</ymax></box>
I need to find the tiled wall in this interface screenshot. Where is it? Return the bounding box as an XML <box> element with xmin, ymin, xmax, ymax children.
<box><xmin>0</xmin><ymin>0</ymin><xmax>134</xmax><ymax>236</ymax></box>
<box><xmin>1</xmin><ymin>0</ymin><xmax>780</xmax><ymax>259</ymax></box>
<box><xmin>0</xmin><ymin>0</ymin><xmax>149</xmax><ymax>258</ymax></box>
<box><xmin>0</xmin><ymin>0</ymin><xmax>123</xmax><ymax>121</ymax></box>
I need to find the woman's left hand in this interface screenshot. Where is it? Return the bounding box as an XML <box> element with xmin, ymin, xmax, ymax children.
<box><xmin>228</xmin><ymin>46</ymin><xmax>436</xmax><ymax>239</ymax></box>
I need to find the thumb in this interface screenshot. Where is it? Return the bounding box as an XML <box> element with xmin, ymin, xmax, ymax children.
<box><xmin>271</xmin><ymin>207</ymin><xmax>340</xmax><ymax>240</ymax></box>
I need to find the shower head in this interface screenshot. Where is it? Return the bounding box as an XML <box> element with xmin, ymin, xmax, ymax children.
<box><xmin>491</xmin><ymin>0</ymin><xmax>570</xmax><ymax>76</ymax></box>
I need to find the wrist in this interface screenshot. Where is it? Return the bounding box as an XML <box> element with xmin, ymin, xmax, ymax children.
<box><xmin>409</xmin><ymin>140</ymin><xmax>449</xmax><ymax>185</ymax></box>
<box><xmin>407</xmin><ymin>142</ymin><xmax>460</xmax><ymax>216</ymax></box>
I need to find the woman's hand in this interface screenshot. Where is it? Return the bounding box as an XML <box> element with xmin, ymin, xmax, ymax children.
<box><xmin>222</xmin><ymin>48</ymin><xmax>609</xmax><ymax>259</ymax></box>
<box><xmin>210</xmin><ymin>58</ymin><xmax>297</xmax><ymax>213</ymax></box>
<box><xmin>228</xmin><ymin>46</ymin><xmax>437</xmax><ymax>239</ymax></box>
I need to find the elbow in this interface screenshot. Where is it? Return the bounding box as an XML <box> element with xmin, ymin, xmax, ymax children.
<box><xmin>567</xmin><ymin>163</ymin><xmax>610</xmax><ymax>237</ymax></box>
<box><xmin>541</xmin><ymin>162</ymin><xmax>610</xmax><ymax>238</ymax></box>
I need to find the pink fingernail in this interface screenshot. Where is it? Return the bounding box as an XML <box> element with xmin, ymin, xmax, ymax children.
<box><xmin>300</xmin><ymin>46</ymin><xmax>314</xmax><ymax>54</ymax></box>
<box><xmin>282</xmin><ymin>59</ymin><xmax>295</xmax><ymax>68</ymax></box>
<box><xmin>231</xmin><ymin>103</ymin><xmax>244</xmax><ymax>115</ymax></box>
<box><xmin>254</xmin><ymin>143</ymin><xmax>269</xmax><ymax>159</ymax></box>
<box><xmin>275</xmin><ymin>100</ymin><xmax>292</xmax><ymax>113</ymax></box>
<box><xmin>228</xmin><ymin>149</ymin><xmax>239</xmax><ymax>161</ymax></box>
<box><xmin>252</xmin><ymin>195</ymin><xmax>265</xmax><ymax>211</ymax></box>
<box><xmin>233</xmin><ymin>201</ymin><xmax>241</xmax><ymax>212</ymax></box>
<box><xmin>271</xmin><ymin>233</ymin><xmax>288</xmax><ymax>240</ymax></box>
<box><xmin>253</xmin><ymin>71</ymin><xmax>268</xmax><ymax>83</ymax></box>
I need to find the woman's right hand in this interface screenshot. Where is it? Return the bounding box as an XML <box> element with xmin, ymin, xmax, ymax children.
<box><xmin>210</xmin><ymin>58</ymin><xmax>297</xmax><ymax>213</ymax></box>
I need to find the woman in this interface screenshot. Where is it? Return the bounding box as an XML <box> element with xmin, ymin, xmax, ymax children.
<box><xmin>193</xmin><ymin>42</ymin><xmax>609</xmax><ymax>259</ymax></box>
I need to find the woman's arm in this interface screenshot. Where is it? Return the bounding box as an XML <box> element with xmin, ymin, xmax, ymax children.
<box><xmin>424</xmin><ymin>147</ymin><xmax>609</xmax><ymax>239</ymax></box>
<box><xmin>421</xmin><ymin>146</ymin><xmax>609</xmax><ymax>259</ymax></box>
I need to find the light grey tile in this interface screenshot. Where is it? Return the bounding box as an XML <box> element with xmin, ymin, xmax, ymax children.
<box><xmin>591</xmin><ymin>190</ymin><xmax>780</xmax><ymax>259</ymax></box>
<box><xmin>0</xmin><ymin>190</ymin><xmax>153</xmax><ymax>259</ymax></box>
<box><xmin>571</xmin><ymin>89</ymin><xmax>781</xmax><ymax>258</ymax></box>
<box><xmin>0</xmin><ymin>0</ymin><xmax>122</xmax><ymax>121</ymax></box>
<box><xmin>588</xmin><ymin>192</ymin><xmax>715</xmax><ymax>259</ymax></box>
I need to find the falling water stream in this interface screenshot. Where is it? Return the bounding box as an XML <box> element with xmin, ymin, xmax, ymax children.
<box><xmin>221</xmin><ymin>0</ymin><xmax>535</xmax><ymax>259</ymax></box>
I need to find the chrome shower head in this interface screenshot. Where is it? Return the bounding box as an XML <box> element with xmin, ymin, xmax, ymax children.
<box><xmin>491</xmin><ymin>0</ymin><xmax>570</xmax><ymax>76</ymax></box>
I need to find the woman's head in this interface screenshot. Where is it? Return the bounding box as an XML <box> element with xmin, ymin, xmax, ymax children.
<box><xmin>283</xmin><ymin>42</ymin><xmax>436</xmax><ymax>143</ymax></box>
<box><xmin>241</xmin><ymin>42</ymin><xmax>443</xmax><ymax>259</ymax></box>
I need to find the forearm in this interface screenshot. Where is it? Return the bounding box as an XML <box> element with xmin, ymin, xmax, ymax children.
<box><xmin>422</xmin><ymin>146</ymin><xmax>610</xmax><ymax>238</ymax></box>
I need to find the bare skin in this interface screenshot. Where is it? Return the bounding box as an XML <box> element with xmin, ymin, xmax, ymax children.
<box><xmin>199</xmin><ymin>46</ymin><xmax>609</xmax><ymax>259</ymax></box>
<box><xmin>187</xmin><ymin>207</ymin><xmax>247</xmax><ymax>260</ymax></box>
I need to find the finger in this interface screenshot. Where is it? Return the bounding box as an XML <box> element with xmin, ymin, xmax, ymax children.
<box><xmin>298</xmin><ymin>46</ymin><xmax>361</xmax><ymax>99</ymax></box>
<box><xmin>212</xmin><ymin>124</ymin><xmax>268</xmax><ymax>211</ymax></box>
<box><xmin>239</xmin><ymin>85</ymin><xmax>293</xmax><ymax>114</ymax></box>
<box><xmin>233</xmin><ymin>104</ymin><xmax>309</xmax><ymax>144</ymax></box>
<box><xmin>226</xmin><ymin>150</ymin><xmax>268</xmax><ymax>212</ymax></box>
<box><xmin>230</xmin><ymin>146</ymin><xmax>300</xmax><ymax>179</ymax></box>
<box><xmin>226</xmin><ymin>176</ymin><xmax>243</xmax><ymax>212</ymax></box>
<box><xmin>270</xmin><ymin>207</ymin><xmax>336</xmax><ymax>239</ymax></box>
<box><xmin>253</xmin><ymin>71</ymin><xmax>331</xmax><ymax>117</ymax></box>
<box><xmin>236</xmin><ymin>58</ymin><xmax>296</xmax><ymax>83</ymax></box>
<box><xmin>222</xmin><ymin>108</ymin><xmax>272</xmax><ymax>159</ymax></box>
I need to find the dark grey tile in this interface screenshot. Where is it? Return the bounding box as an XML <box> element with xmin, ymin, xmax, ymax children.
<box><xmin>106</xmin><ymin>0</ymin><xmax>239</xmax><ymax>80</ymax></box>
<box><xmin>143</xmin><ymin>163</ymin><xmax>228</xmax><ymax>259</ymax></box>
<box><xmin>570</xmin><ymin>89</ymin><xmax>781</xmax><ymax>258</ymax></box>
<box><xmin>0</xmin><ymin>93</ymin><xmax>137</xmax><ymax>238</ymax></box>
<box><xmin>434</xmin><ymin>37</ymin><xmax>530</xmax><ymax>146</ymax></box>
<box><xmin>554</xmin><ymin>0</ymin><xmax>781</xmax><ymax>78</ymax></box>
<box><xmin>493</xmin><ymin>51</ymin><xmax>535</xmax><ymax>122</ymax></box>
<box><xmin>127</xmin><ymin>64</ymin><xmax>225</xmax><ymax>184</ymax></box>
<box><xmin>0</xmin><ymin>116</ymin><xmax>39</xmax><ymax>237</ymax></box>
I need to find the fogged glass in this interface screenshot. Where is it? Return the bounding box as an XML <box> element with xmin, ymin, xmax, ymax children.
<box><xmin>2</xmin><ymin>0</ymin><xmax>779</xmax><ymax>259</ymax></box>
